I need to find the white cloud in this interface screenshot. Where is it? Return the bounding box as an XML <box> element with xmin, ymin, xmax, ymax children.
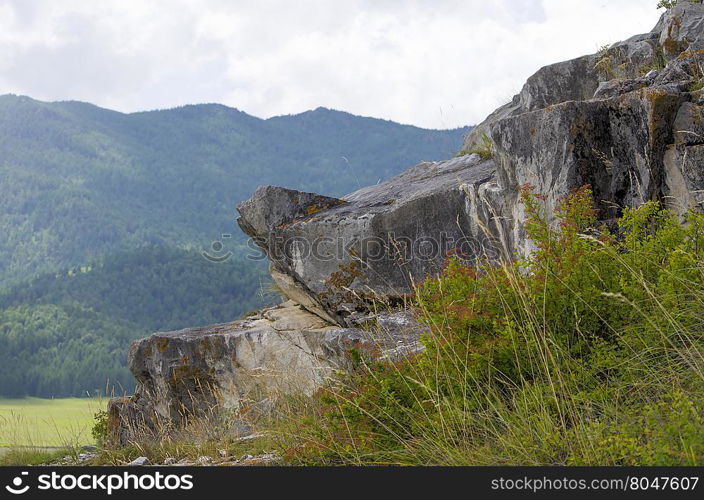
<box><xmin>0</xmin><ymin>0</ymin><xmax>662</xmax><ymax>128</ymax></box>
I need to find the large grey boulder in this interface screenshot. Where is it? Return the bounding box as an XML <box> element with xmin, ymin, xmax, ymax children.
<box><xmin>237</xmin><ymin>155</ymin><xmax>504</xmax><ymax>326</ymax></box>
<box><xmin>476</xmin><ymin>3</ymin><xmax>704</xmax><ymax>253</ymax></box>
<box><xmin>237</xmin><ymin>3</ymin><xmax>704</xmax><ymax>323</ymax></box>
<box><xmin>107</xmin><ymin>302</ymin><xmax>425</xmax><ymax>445</ymax></box>
<box><xmin>490</xmin><ymin>87</ymin><xmax>691</xmax><ymax>253</ymax></box>
<box><xmin>657</xmin><ymin>1</ymin><xmax>704</xmax><ymax>59</ymax></box>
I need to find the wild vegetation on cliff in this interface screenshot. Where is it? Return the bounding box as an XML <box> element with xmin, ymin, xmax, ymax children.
<box><xmin>91</xmin><ymin>189</ymin><xmax>704</xmax><ymax>466</ymax></box>
<box><xmin>274</xmin><ymin>188</ymin><xmax>704</xmax><ymax>465</ymax></box>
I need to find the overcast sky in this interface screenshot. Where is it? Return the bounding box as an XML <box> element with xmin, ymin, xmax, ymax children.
<box><xmin>0</xmin><ymin>0</ymin><xmax>663</xmax><ymax>129</ymax></box>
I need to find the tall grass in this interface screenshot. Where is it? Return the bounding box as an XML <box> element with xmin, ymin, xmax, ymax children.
<box><xmin>266</xmin><ymin>186</ymin><xmax>704</xmax><ymax>465</ymax></box>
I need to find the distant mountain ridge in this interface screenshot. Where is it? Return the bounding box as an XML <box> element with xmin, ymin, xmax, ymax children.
<box><xmin>0</xmin><ymin>94</ymin><xmax>469</xmax><ymax>285</ymax></box>
<box><xmin>0</xmin><ymin>94</ymin><xmax>470</xmax><ymax>397</ymax></box>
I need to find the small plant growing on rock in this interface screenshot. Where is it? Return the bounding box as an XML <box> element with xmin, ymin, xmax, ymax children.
<box><xmin>639</xmin><ymin>49</ymin><xmax>667</xmax><ymax>76</ymax></box>
<box><xmin>690</xmin><ymin>60</ymin><xmax>704</xmax><ymax>91</ymax></box>
<box><xmin>595</xmin><ymin>45</ymin><xmax>616</xmax><ymax>79</ymax></box>
<box><xmin>657</xmin><ymin>0</ymin><xmax>677</xmax><ymax>8</ymax></box>
<box><xmin>468</xmin><ymin>132</ymin><xmax>494</xmax><ymax>160</ymax></box>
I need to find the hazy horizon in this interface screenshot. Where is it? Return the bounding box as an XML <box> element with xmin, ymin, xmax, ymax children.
<box><xmin>0</xmin><ymin>0</ymin><xmax>662</xmax><ymax>129</ymax></box>
<box><xmin>1</xmin><ymin>93</ymin><xmax>471</xmax><ymax>130</ymax></box>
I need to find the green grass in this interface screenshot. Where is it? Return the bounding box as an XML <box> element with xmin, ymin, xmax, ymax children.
<box><xmin>0</xmin><ymin>397</ymin><xmax>100</xmax><ymax>448</ymax></box>
<box><xmin>462</xmin><ymin>132</ymin><xmax>494</xmax><ymax>160</ymax></box>
<box><xmin>264</xmin><ymin>188</ymin><xmax>704</xmax><ymax>465</ymax></box>
<box><xmin>0</xmin><ymin>447</ymin><xmax>74</xmax><ymax>466</ymax></box>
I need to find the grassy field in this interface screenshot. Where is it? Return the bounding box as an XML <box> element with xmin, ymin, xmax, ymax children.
<box><xmin>0</xmin><ymin>398</ymin><xmax>100</xmax><ymax>448</ymax></box>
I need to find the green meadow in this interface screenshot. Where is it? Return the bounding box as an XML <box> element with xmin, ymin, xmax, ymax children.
<box><xmin>0</xmin><ymin>398</ymin><xmax>99</xmax><ymax>449</ymax></box>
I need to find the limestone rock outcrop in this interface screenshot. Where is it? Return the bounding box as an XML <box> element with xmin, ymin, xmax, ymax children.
<box><xmin>238</xmin><ymin>3</ymin><xmax>704</xmax><ymax>316</ymax></box>
<box><xmin>488</xmin><ymin>3</ymin><xmax>704</xmax><ymax>253</ymax></box>
<box><xmin>109</xmin><ymin>2</ymin><xmax>704</xmax><ymax>444</ymax></box>
<box><xmin>107</xmin><ymin>303</ymin><xmax>425</xmax><ymax>445</ymax></box>
<box><xmin>462</xmin><ymin>1</ymin><xmax>704</xmax><ymax>155</ymax></box>
<box><xmin>237</xmin><ymin>155</ymin><xmax>503</xmax><ymax>326</ymax></box>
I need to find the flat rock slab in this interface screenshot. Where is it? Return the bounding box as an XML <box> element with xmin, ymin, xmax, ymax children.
<box><xmin>238</xmin><ymin>155</ymin><xmax>501</xmax><ymax>325</ymax></box>
<box><xmin>107</xmin><ymin>303</ymin><xmax>426</xmax><ymax>446</ymax></box>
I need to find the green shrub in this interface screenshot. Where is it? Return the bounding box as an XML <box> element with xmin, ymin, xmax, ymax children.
<box><xmin>568</xmin><ymin>389</ymin><xmax>704</xmax><ymax>465</ymax></box>
<box><xmin>282</xmin><ymin>186</ymin><xmax>704</xmax><ymax>465</ymax></box>
<box><xmin>467</xmin><ymin>132</ymin><xmax>494</xmax><ymax>160</ymax></box>
<box><xmin>595</xmin><ymin>46</ymin><xmax>615</xmax><ymax>79</ymax></box>
<box><xmin>91</xmin><ymin>410</ymin><xmax>108</xmax><ymax>446</ymax></box>
<box><xmin>657</xmin><ymin>0</ymin><xmax>678</xmax><ymax>9</ymax></box>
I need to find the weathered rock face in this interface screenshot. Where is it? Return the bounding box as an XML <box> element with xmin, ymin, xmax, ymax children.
<box><xmin>491</xmin><ymin>87</ymin><xmax>692</xmax><ymax>252</ymax></box>
<box><xmin>666</xmin><ymin>94</ymin><xmax>704</xmax><ymax>210</ymax></box>
<box><xmin>483</xmin><ymin>2</ymin><xmax>704</xmax><ymax>253</ymax></box>
<box><xmin>658</xmin><ymin>2</ymin><xmax>704</xmax><ymax>58</ymax></box>
<box><xmin>237</xmin><ymin>155</ymin><xmax>503</xmax><ymax>326</ymax></box>
<box><xmin>460</xmin><ymin>54</ymin><xmax>604</xmax><ymax>156</ymax></box>
<box><xmin>128</xmin><ymin>303</ymin><xmax>337</xmax><ymax>423</ymax></box>
<box><xmin>107</xmin><ymin>303</ymin><xmax>425</xmax><ymax>445</ymax></box>
<box><xmin>462</xmin><ymin>1</ymin><xmax>704</xmax><ymax>155</ymax></box>
<box><xmin>110</xmin><ymin>3</ymin><xmax>704</xmax><ymax>445</ymax></box>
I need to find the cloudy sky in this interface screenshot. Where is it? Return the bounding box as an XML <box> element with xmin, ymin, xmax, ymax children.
<box><xmin>0</xmin><ymin>0</ymin><xmax>662</xmax><ymax>129</ymax></box>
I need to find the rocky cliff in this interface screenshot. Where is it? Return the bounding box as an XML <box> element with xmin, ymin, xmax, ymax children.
<box><xmin>108</xmin><ymin>2</ymin><xmax>704</xmax><ymax>445</ymax></box>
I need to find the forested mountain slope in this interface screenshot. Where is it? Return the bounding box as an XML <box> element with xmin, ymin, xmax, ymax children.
<box><xmin>0</xmin><ymin>94</ymin><xmax>469</xmax><ymax>285</ymax></box>
<box><xmin>0</xmin><ymin>246</ymin><xmax>271</xmax><ymax>397</ymax></box>
<box><xmin>0</xmin><ymin>95</ymin><xmax>469</xmax><ymax>396</ymax></box>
